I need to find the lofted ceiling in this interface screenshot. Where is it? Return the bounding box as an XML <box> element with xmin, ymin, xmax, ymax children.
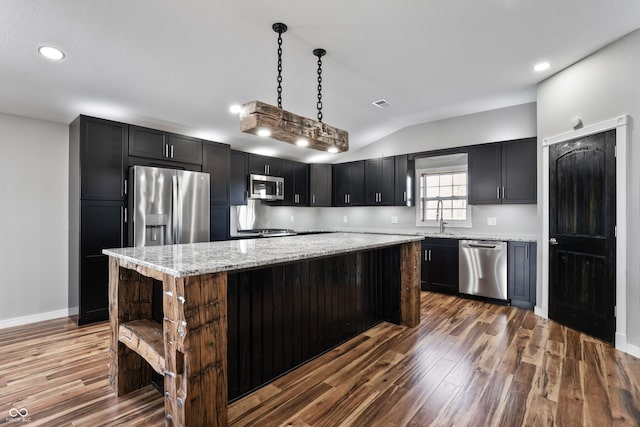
<box><xmin>2</xmin><ymin>1</ymin><xmax>640</xmax><ymax>163</ymax></box>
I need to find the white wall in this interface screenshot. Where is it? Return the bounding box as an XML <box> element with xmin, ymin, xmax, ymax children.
<box><xmin>537</xmin><ymin>29</ymin><xmax>640</xmax><ymax>350</ymax></box>
<box><xmin>0</xmin><ymin>113</ymin><xmax>69</xmax><ymax>326</ymax></box>
<box><xmin>337</xmin><ymin>102</ymin><xmax>537</xmax><ymax>161</ymax></box>
<box><xmin>268</xmin><ymin>103</ymin><xmax>538</xmax><ymax>238</ymax></box>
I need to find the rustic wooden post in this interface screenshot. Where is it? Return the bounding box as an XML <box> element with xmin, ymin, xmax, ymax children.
<box><xmin>400</xmin><ymin>241</ymin><xmax>421</xmax><ymax>327</ymax></box>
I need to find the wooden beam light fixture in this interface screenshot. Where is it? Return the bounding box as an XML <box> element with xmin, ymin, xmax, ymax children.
<box><xmin>239</xmin><ymin>23</ymin><xmax>349</xmax><ymax>153</ymax></box>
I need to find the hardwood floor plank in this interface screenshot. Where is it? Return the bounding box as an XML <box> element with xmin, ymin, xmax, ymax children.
<box><xmin>1</xmin><ymin>292</ymin><xmax>639</xmax><ymax>426</ymax></box>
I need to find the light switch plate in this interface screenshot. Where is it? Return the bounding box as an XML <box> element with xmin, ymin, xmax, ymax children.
<box><xmin>487</xmin><ymin>217</ymin><xmax>497</xmax><ymax>226</ymax></box>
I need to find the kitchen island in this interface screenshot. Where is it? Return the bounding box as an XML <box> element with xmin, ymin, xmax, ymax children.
<box><xmin>103</xmin><ymin>232</ymin><xmax>422</xmax><ymax>427</ymax></box>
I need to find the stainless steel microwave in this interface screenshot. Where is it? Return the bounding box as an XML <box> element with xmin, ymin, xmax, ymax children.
<box><xmin>248</xmin><ymin>174</ymin><xmax>284</xmax><ymax>200</ymax></box>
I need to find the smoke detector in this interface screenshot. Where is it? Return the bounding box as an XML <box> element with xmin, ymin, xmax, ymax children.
<box><xmin>372</xmin><ymin>99</ymin><xmax>391</xmax><ymax>108</ymax></box>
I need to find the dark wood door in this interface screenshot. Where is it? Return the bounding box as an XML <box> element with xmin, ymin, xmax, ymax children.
<box><xmin>309</xmin><ymin>164</ymin><xmax>332</xmax><ymax>206</ymax></box>
<box><xmin>202</xmin><ymin>141</ymin><xmax>230</xmax><ymax>204</ymax></box>
<box><xmin>333</xmin><ymin>163</ymin><xmax>350</xmax><ymax>206</ymax></box>
<box><xmin>292</xmin><ymin>161</ymin><xmax>309</xmax><ymax>205</ymax></box>
<box><xmin>421</xmin><ymin>238</ymin><xmax>459</xmax><ymax>294</ymax></box>
<box><xmin>549</xmin><ymin>130</ymin><xmax>616</xmax><ymax>343</ymax></box>
<box><xmin>230</xmin><ymin>150</ymin><xmax>248</xmax><ymax>205</ymax></box>
<box><xmin>168</xmin><ymin>134</ymin><xmax>202</xmax><ymax>164</ymax></box>
<box><xmin>468</xmin><ymin>143</ymin><xmax>501</xmax><ymax>204</ymax></box>
<box><xmin>80</xmin><ymin>117</ymin><xmax>128</xmax><ymax>201</ymax></box>
<box><xmin>348</xmin><ymin>161</ymin><xmax>365</xmax><ymax>206</ymax></box>
<box><xmin>128</xmin><ymin>126</ymin><xmax>167</xmax><ymax>160</ymax></box>
<box><xmin>502</xmin><ymin>138</ymin><xmax>537</xmax><ymax>203</ymax></box>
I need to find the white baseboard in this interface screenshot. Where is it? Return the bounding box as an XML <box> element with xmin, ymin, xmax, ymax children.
<box><xmin>626</xmin><ymin>343</ymin><xmax>640</xmax><ymax>359</ymax></box>
<box><xmin>534</xmin><ymin>305</ymin><xmax>548</xmax><ymax>319</ymax></box>
<box><xmin>0</xmin><ymin>307</ymin><xmax>77</xmax><ymax>330</ymax></box>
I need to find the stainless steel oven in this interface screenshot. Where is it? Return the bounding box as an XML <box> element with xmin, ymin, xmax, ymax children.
<box><xmin>249</xmin><ymin>173</ymin><xmax>284</xmax><ymax>200</ymax></box>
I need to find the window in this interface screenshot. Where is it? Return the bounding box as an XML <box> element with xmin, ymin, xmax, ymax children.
<box><xmin>415</xmin><ymin>153</ymin><xmax>471</xmax><ymax>228</ymax></box>
<box><xmin>419</xmin><ymin>170</ymin><xmax>467</xmax><ymax>221</ymax></box>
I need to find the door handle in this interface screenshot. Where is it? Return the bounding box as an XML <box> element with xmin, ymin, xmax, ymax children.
<box><xmin>549</xmin><ymin>238</ymin><xmax>559</xmax><ymax>245</ymax></box>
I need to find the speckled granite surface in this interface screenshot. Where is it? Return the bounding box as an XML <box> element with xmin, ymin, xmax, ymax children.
<box><xmin>288</xmin><ymin>228</ymin><xmax>537</xmax><ymax>242</ymax></box>
<box><xmin>103</xmin><ymin>232</ymin><xmax>423</xmax><ymax>278</ymax></box>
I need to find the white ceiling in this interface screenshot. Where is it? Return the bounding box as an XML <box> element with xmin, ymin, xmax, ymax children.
<box><xmin>2</xmin><ymin>1</ymin><xmax>640</xmax><ymax>162</ymax></box>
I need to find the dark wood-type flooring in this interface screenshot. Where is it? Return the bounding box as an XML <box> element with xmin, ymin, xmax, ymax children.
<box><xmin>1</xmin><ymin>292</ymin><xmax>639</xmax><ymax>426</ymax></box>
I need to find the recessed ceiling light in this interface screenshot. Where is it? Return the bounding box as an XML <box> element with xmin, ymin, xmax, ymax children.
<box><xmin>257</xmin><ymin>128</ymin><xmax>271</xmax><ymax>137</ymax></box>
<box><xmin>38</xmin><ymin>45</ymin><xmax>65</xmax><ymax>61</ymax></box>
<box><xmin>296</xmin><ymin>138</ymin><xmax>309</xmax><ymax>147</ymax></box>
<box><xmin>327</xmin><ymin>147</ymin><xmax>339</xmax><ymax>154</ymax></box>
<box><xmin>533</xmin><ymin>62</ymin><xmax>550</xmax><ymax>72</ymax></box>
<box><xmin>229</xmin><ymin>104</ymin><xmax>242</xmax><ymax>114</ymax></box>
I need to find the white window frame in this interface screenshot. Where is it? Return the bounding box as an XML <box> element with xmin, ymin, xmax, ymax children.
<box><xmin>415</xmin><ymin>161</ymin><xmax>472</xmax><ymax>229</ymax></box>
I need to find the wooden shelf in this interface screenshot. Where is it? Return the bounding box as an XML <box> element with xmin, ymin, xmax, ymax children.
<box><xmin>118</xmin><ymin>319</ymin><xmax>165</xmax><ymax>375</ymax></box>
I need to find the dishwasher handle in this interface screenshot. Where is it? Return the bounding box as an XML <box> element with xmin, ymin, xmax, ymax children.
<box><xmin>464</xmin><ymin>243</ymin><xmax>498</xmax><ymax>249</ymax></box>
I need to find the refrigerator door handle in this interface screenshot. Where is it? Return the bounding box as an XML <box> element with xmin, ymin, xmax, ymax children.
<box><xmin>172</xmin><ymin>174</ymin><xmax>179</xmax><ymax>244</ymax></box>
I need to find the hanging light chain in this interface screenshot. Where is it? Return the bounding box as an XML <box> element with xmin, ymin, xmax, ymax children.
<box><xmin>273</xmin><ymin>23</ymin><xmax>288</xmax><ymax>109</ymax></box>
<box><xmin>313</xmin><ymin>48</ymin><xmax>326</xmax><ymax>122</ymax></box>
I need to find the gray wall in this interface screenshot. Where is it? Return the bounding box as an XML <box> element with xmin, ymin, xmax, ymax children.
<box><xmin>0</xmin><ymin>112</ymin><xmax>69</xmax><ymax>325</ymax></box>
<box><xmin>268</xmin><ymin>103</ymin><xmax>538</xmax><ymax>238</ymax></box>
<box><xmin>537</xmin><ymin>29</ymin><xmax>640</xmax><ymax>348</ymax></box>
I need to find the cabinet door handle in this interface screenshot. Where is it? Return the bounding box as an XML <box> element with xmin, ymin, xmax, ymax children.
<box><xmin>295</xmin><ymin>194</ymin><xmax>299</xmax><ymax>204</ymax></box>
<box><xmin>428</xmin><ymin>249</ymin><xmax>431</xmax><ymax>261</ymax></box>
<box><xmin>348</xmin><ymin>194</ymin><xmax>351</xmax><ymax>204</ymax></box>
<box><xmin>525</xmin><ymin>244</ymin><xmax>529</xmax><ymax>259</ymax></box>
<box><xmin>123</xmin><ymin>179</ymin><xmax>127</xmax><ymax>196</ymax></box>
<box><xmin>170</xmin><ymin>144</ymin><xmax>174</xmax><ymax>159</ymax></box>
<box><xmin>497</xmin><ymin>187</ymin><xmax>500</xmax><ymax>199</ymax></box>
<box><xmin>312</xmin><ymin>194</ymin><xmax>315</xmax><ymax>204</ymax></box>
<box><xmin>501</xmin><ymin>186</ymin><xmax>505</xmax><ymax>200</ymax></box>
<box><xmin>164</xmin><ymin>144</ymin><xmax>168</xmax><ymax>158</ymax></box>
<box><xmin>403</xmin><ymin>191</ymin><xmax>407</xmax><ymax>202</ymax></box>
<box><xmin>424</xmin><ymin>249</ymin><xmax>428</xmax><ymax>261</ymax></box>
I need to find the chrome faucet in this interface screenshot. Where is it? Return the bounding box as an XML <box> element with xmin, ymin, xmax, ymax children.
<box><xmin>436</xmin><ymin>199</ymin><xmax>447</xmax><ymax>234</ymax></box>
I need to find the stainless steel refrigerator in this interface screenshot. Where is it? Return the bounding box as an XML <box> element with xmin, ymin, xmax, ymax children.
<box><xmin>129</xmin><ymin>165</ymin><xmax>210</xmax><ymax>247</ymax></box>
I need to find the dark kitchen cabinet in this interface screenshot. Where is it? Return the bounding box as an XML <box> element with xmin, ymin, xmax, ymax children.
<box><xmin>210</xmin><ymin>205</ymin><xmax>230</xmax><ymax>241</ymax></box>
<box><xmin>394</xmin><ymin>155</ymin><xmax>415</xmax><ymax>206</ymax></box>
<box><xmin>203</xmin><ymin>141</ymin><xmax>230</xmax><ymax>204</ymax></box>
<box><xmin>333</xmin><ymin>161</ymin><xmax>365</xmax><ymax>206</ymax></box>
<box><xmin>230</xmin><ymin>150</ymin><xmax>248</xmax><ymax>205</ymax></box>
<box><xmin>309</xmin><ymin>164</ymin><xmax>332</xmax><ymax>206</ymax></box>
<box><xmin>69</xmin><ymin>115</ymin><xmax>128</xmax><ymax>325</ymax></box>
<box><xmin>421</xmin><ymin>238</ymin><xmax>459</xmax><ymax>294</ymax></box>
<box><xmin>364</xmin><ymin>157</ymin><xmax>395</xmax><ymax>205</ymax></box>
<box><xmin>468</xmin><ymin>137</ymin><xmax>536</xmax><ymax>204</ymax></box>
<box><xmin>129</xmin><ymin>125</ymin><xmax>202</xmax><ymax>165</ymax></box>
<box><xmin>248</xmin><ymin>154</ymin><xmax>281</xmax><ymax>176</ymax></box>
<box><xmin>79</xmin><ymin>200</ymin><xmax>125</xmax><ymax>324</ymax></box>
<box><xmin>78</xmin><ymin>116</ymin><xmax>128</xmax><ymax>201</ymax></box>
<box><xmin>280</xmin><ymin>159</ymin><xmax>308</xmax><ymax>206</ymax></box>
<box><xmin>508</xmin><ymin>241</ymin><xmax>537</xmax><ymax>309</ymax></box>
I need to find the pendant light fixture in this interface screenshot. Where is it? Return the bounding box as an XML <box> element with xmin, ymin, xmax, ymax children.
<box><xmin>239</xmin><ymin>22</ymin><xmax>349</xmax><ymax>153</ymax></box>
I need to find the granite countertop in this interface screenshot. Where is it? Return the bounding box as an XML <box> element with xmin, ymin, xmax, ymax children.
<box><xmin>103</xmin><ymin>232</ymin><xmax>423</xmax><ymax>278</ymax></box>
<box><xmin>290</xmin><ymin>228</ymin><xmax>537</xmax><ymax>242</ymax></box>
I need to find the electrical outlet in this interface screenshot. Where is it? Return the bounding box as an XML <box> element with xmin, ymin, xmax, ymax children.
<box><xmin>487</xmin><ymin>217</ymin><xmax>497</xmax><ymax>226</ymax></box>
<box><xmin>290</xmin><ymin>215</ymin><xmax>294</xmax><ymax>223</ymax></box>
<box><xmin>343</xmin><ymin>216</ymin><xmax>348</xmax><ymax>223</ymax></box>
<box><xmin>391</xmin><ymin>216</ymin><xmax>398</xmax><ymax>224</ymax></box>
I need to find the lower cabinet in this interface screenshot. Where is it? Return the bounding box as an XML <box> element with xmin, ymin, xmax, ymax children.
<box><xmin>508</xmin><ymin>241</ymin><xmax>537</xmax><ymax>309</ymax></box>
<box><xmin>77</xmin><ymin>200</ymin><xmax>125</xmax><ymax>325</ymax></box>
<box><xmin>421</xmin><ymin>238</ymin><xmax>459</xmax><ymax>294</ymax></box>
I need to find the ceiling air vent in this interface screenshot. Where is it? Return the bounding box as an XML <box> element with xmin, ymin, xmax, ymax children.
<box><xmin>372</xmin><ymin>99</ymin><xmax>391</xmax><ymax>108</ymax></box>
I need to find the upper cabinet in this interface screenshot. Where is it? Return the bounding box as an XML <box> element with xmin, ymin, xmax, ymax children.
<box><xmin>364</xmin><ymin>157</ymin><xmax>395</xmax><ymax>205</ymax></box>
<box><xmin>230</xmin><ymin>150</ymin><xmax>248</xmax><ymax>205</ymax></box>
<box><xmin>309</xmin><ymin>164</ymin><xmax>332</xmax><ymax>207</ymax></box>
<box><xmin>394</xmin><ymin>155</ymin><xmax>415</xmax><ymax>207</ymax></box>
<box><xmin>280</xmin><ymin>159</ymin><xmax>309</xmax><ymax>206</ymax></box>
<box><xmin>333</xmin><ymin>161</ymin><xmax>365</xmax><ymax>206</ymax></box>
<box><xmin>202</xmin><ymin>141</ymin><xmax>230</xmax><ymax>204</ymax></box>
<box><xmin>248</xmin><ymin>154</ymin><xmax>281</xmax><ymax>176</ymax></box>
<box><xmin>468</xmin><ymin>137</ymin><xmax>537</xmax><ymax>204</ymax></box>
<box><xmin>77</xmin><ymin>116</ymin><xmax>128</xmax><ymax>201</ymax></box>
<box><xmin>128</xmin><ymin>125</ymin><xmax>202</xmax><ymax>165</ymax></box>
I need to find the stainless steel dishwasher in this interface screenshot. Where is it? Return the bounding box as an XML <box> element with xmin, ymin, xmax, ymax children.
<box><xmin>459</xmin><ymin>240</ymin><xmax>508</xmax><ymax>300</ymax></box>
